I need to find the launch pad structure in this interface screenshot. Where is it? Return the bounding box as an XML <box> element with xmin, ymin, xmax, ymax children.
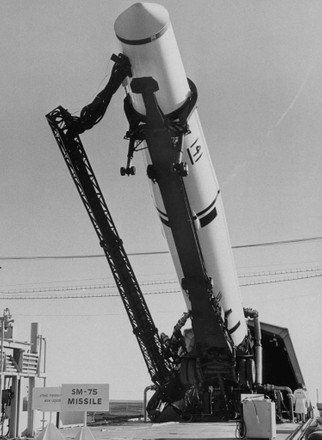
<box><xmin>46</xmin><ymin>1</ymin><xmax>308</xmax><ymax>426</ymax></box>
<box><xmin>0</xmin><ymin>309</ymin><xmax>46</xmax><ymax>438</ymax></box>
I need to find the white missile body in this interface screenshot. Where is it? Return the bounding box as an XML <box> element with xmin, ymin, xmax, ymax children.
<box><xmin>115</xmin><ymin>3</ymin><xmax>247</xmax><ymax>347</ymax></box>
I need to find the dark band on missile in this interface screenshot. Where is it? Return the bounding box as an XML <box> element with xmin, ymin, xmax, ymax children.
<box><xmin>116</xmin><ymin>24</ymin><xmax>169</xmax><ymax>45</ymax></box>
<box><xmin>198</xmin><ymin>202</ymin><xmax>215</xmax><ymax>218</ymax></box>
<box><xmin>199</xmin><ymin>206</ymin><xmax>217</xmax><ymax>227</ymax></box>
<box><xmin>228</xmin><ymin>320</ymin><xmax>241</xmax><ymax>335</ymax></box>
<box><xmin>157</xmin><ymin>207</ymin><xmax>170</xmax><ymax>227</ymax></box>
<box><xmin>157</xmin><ymin>193</ymin><xmax>219</xmax><ymax>228</ymax></box>
<box><xmin>197</xmin><ymin>191</ymin><xmax>220</xmax><ymax>218</ymax></box>
<box><xmin>197</xmin><ymin>191</ymin><xmax>220</xmax><ymax>227</ymax></box>
<box><xmin>159</xmin><ymin>216</ymin><xmax>170</xmax><ymax>227</ymax></box>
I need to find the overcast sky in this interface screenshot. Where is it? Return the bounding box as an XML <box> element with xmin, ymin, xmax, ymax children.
<box><xmin>0</xmin><ymin>0</ymin><xmax>322</xmax><ymax>408</ymax></box>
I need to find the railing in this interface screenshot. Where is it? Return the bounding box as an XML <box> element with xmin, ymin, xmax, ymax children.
<box><xmin>20</xmin><ymin>352</ymin><xmax>39</xmax><ymax>376</ymax></box>
<box><xmin>4</xmin><ymin>354</ymin><xmax>19</xmax><ymax>374</ymax></box>
<box><xmin>287</xmin><ymin>418</ymin><xmax>314</xmax><ymax>440</ymax></box>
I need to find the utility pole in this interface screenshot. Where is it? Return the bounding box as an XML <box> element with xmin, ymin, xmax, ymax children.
<box><xmin>26</xmin><ymin>323</ymin><xmax>39</xmax><ymax>437</ymax></box>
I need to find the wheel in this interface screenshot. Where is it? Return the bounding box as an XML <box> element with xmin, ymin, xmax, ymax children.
<box><xmin>147</xmin><ymin>164</ymin><xmax>157</xmax><ymax>182</ymax></box>
<box><xmin>179</xmin><ymin>162</ymin><xmax>189</xmax><ymax>176</ymax></box>
<box><xmin>130</xmin><ymin>166</ymin><xmax>136</xmax><ymax>175</ymax></box>
<box><xmin>173</xmin><ymin>162</ymin><xmax>189</xmax><ymax>176</ymax></box>
<box><xmin>120</xmin><ymin>167</ymin><xmax>126</xmax><ymax>176</ymax></box>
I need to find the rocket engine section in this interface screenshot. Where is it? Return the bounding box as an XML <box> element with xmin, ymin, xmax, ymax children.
<box><xmin>114</xmin><ymin>2</ymin><xmax>248</xmax><ymax>351</ymax></box>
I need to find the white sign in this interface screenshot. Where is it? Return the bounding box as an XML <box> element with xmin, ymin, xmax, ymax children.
<box><xmin>32</xmin><ymin>387</ymin><xmax>62</xmax><ymax>412</ymax></box>
<box><xmin>61</xmin><ymin>384</ymin><xmax>109</xmax><ymax>412</ymax></box>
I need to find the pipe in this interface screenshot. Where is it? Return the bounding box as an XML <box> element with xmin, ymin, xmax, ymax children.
<box><xmin>143</xmin><ymin>385</ymin><xmax>157</xmax><ymax>422</ymax></box>
<box><xmin>254</xmin><ymin>317</ymin><xmax>263</xmax><ymax>386</ymax></box>
<box><xmin>244</xmin><ymin>309</ymin><xmax>295</xmax><ymax>422</ymax></box>
<box><xmin>244</xmin><ymin>308</ymin><xmax>263</xmax><ymax>386</ymax></box>
<box><xmin>259</xmin><ymin>384</ymin><xmax>294</xmax><ymax>422</ymax></box>
<box><xmin>277</xmin><ymin>386</ymin><xmax>294</xmax><ymax>423</ymax></box>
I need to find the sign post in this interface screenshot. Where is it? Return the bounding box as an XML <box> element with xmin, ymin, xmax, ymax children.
<box><xmin>32</xmin><ymin>387</ymin><xmax>62</xmax><ymax>413</ymax></box>
<box><xmin>61</xmin><ymin>384</ymin><xmax>109</xmax><ymax>440</ymax></box>
<box><xmin>61</xmin><ymin>384</ymin><xmax>109</xmax><ymax>413</ymax></box>
<box><xmin>32</xmin><ymin>388</ymin><xmax>64</xmax><ymax>440</ymax></box>
<box><xmin>32</xmin><ymin>384</ymin><xmax>109</xmax><ymax>440</ymax></box>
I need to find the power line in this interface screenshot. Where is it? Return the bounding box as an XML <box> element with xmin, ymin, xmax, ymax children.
<box><xmin>0</xmin><ymin>251</ymin><xmax>168</xmax><ymax>261</ymax></box>
<box><xmin>233</xmin><ymin>235</ymin><xmax>322</xmax><ymax>249</ymax></box>
<box><xmin>0</xmin><ymin>271</ymin><xmax>321</xmax><ymax>300</ymax></box>
<box><xmin>1</xmin><ymin>235</ymin><xmax>322</xmax><ymax>261</ymax></box>
<box><xmin>1</xmin><ymin>265</ymin><xmax>321</xmax><ymax>295</ymax></box>
<box><xmin>0</xmin><ymin>289</ymin><xmax>180</xmax><ymax>301</ymax></box>
<box><xmin>240</xmin><ymin>271</ymin><xmax>322</xmax><ymax>286</ymax></box>
<box><xmin>0</xmin><ymin>279</ymin><xmax>177</xmax><ymax>295</ymax></box>
<box><xmin>238</xmin><ymin>265</ymin><xmax>322</xmax><ymax>278</ymax></box>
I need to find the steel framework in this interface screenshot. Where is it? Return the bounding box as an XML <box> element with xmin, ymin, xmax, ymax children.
<box><xmin>46</xmin><ymin>106</ymin><xmax>176</xmax><ymax>388</ymax></box>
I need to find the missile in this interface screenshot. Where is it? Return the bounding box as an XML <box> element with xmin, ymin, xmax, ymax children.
<box><xmin>114</xmin><ymin>3</ymin><xmax>248</xmax><ymax>348</ymax></box>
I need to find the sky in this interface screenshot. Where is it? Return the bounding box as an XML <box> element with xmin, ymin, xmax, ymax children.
<box><xmin>1</xmin><ymin>0</ymin><xmax>322</xmax><ymax>413</ymax></box>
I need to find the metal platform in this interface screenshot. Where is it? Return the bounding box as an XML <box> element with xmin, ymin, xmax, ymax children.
<box><xmin>58</xmin><ymin>421</ymin><xmax>309</xmax><ymax>440</ymax></box>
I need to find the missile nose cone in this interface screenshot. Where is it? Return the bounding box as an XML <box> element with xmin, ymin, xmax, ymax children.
<box><xmin>114</xmin><ymin>2</ymin><xmax>170</xmax><ymax>44</ymax></box>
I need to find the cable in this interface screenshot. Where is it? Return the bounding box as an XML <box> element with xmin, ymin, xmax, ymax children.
<box><xmin>0</xmin><ymin>251</ymin><xmax>169</xmax><ymax>261</ymax></box>
<box><xmin>238</xmin><ymin>266</ymin><xmax>322</xmax><ymax>278</ymax></box>
<box><xmin>0</xmin><ymin>252</ymin><xmax>166</xmax><ymax>261</ymax></box>
<box><xmin>1</xmin><ymin>265</ymin><xmax>321</xmax><ymax>295</ymax></box>
<box><xmin>0</xmin><ymin>270</ymin><xmax>322</xmax><ymax>300</ymax></box>
<box><xmin>0</xmin><ymin>289</ymin><xmax>180</xmax><ymax>301</ymax></box>
<box><xmin>240</xmin><ymin>271</ymin><xmax>322</xmax><ymax>286</ymax></box>
<box><xmin>235</xmin><ymin>418</ymin><xmax>246</xmax><ymax>439</ymax></box>
<box><xmin>233</xmin><ymin>235</ymin><xmax>322</xmax><ymax>249</ymax></box>
<box><xmin>0</xmin><ymin>279</ymin><xmax>178</xmax><ymax>295</ymax></box>
<box><xmin>1</xmin><ymin>235</ymin><xmax>322</xmax><ymax>261</ymax></box>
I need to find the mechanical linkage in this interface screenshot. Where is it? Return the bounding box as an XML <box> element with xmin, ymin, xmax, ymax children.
<box><xmin>67</xmin><ymin>53</ymin><xmax>132</xmax><ymax>135</ymax></box>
